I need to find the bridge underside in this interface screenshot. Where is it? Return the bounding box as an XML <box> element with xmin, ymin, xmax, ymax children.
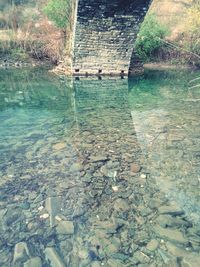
<box><xmin>73</xmin><ymin>0</ymin><xmax>152</xmax><ymax>76</ymax></box>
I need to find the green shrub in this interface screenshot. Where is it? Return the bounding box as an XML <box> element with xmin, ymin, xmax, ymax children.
<box><xmin>135</xmin><ymin>14</ymin><xmax>168</xmax><ymax>62</ymax></box>
<box><xmin>43</xmin><ymin>0</ymin><xmax>71</xmax><ymax>30</ymax></box>
<box><xmin>43</xmin><ymin>0</ymin><xmax>72</xmax><ymax>47</ymax></box>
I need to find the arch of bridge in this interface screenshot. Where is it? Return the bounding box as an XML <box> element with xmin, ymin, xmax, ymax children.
<box><xmin>72</xmin><ymin>0</ymin><xmax>152</xmax><ymax>76</ymax></box>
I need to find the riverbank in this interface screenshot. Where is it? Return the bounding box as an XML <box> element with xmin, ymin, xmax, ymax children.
<box><xmin>0</xmin><ymin>52</ymin><xmax>54</xmax><ymax>69</ymax></box>
<box><xmin>144</xmin><ymin>62</ymin><xmax>199</xmax><ymax>71</ymax></box>
<box><xmin>1</xmin><ymin>53</ymin><xmax>199</xmax><ymax>77</ymax></box>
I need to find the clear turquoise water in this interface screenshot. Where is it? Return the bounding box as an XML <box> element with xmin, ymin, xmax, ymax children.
<box><xmin>0</xmin><ymin>67</ymin><xmax>200</xmax><ymax>266</ymax></box>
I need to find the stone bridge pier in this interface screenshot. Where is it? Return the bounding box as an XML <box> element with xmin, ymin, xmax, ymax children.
<box><xmin>72</xmin><ymin>0</ymin><xmax>152</xmax><ymax>76</ymax></box>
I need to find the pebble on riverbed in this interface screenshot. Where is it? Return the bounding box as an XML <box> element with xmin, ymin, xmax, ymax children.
<box><xmin>114</xmin><ymin>198</ymin><xmax>129</xmax><ymax>212</ymax></box>
<box><xmin>154</xmin><ymin>225</ymin><xmax>187</xmax><ymax>244</ymax></box>
<box><xmin>13</xmin><ymin>242</ymin><xmax>30</xmax><ymax>264</ymax></box>
<box><xmin>182</xmin><ymin>254</ymin><xmax>200</xmax><ymax>267</ymax></box>
<box><xmin>146</xmin><ymin>239</ymin><xmax>159</xmax><ymax>251</ymax></box>
<box><xmin>130</xmin><ymin>163</ymin><xmax>141</xmax><ymax>173</ymax></box>
<box><xmin>70</xmin><ymin>162</ymin><xmax>84</xmax><ymax>172</ymax></box>
<box><xmin>112</xmin><ymin>186</ymin><xmax>119</xmax><ymax>192</ymax></box>
<box><xmin>45</xmin><ymin>247</ymin><xmax>66</xmax><ymax>267</ymax></box>
<box><xmin>52</xmin><ymin>142</ymin><xmax>66</xmax><ymax>150</ymax></box>
<box><xmin>39</xmin><ymin>213</ymin><xmax>49</xmax><ymax>219</ymax></box>
<box><xmin>56</xmin><ymin>220</ymin><xmax>74</xmax><ymax>235</ymax></box>
<box><xmin>24</xmin><ymin>257</ymin><xmax>42</xmax><ymax>267</ymax></box>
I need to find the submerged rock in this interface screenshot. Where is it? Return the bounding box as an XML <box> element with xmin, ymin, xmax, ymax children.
<box><xmin>56</xmin><ymin>220</ymin><xmax>74</xmax><ymax>235</ymax></box>
<box><xmin>166</xmin><ymin>241</ymin><xmax>189</xmax><ymax>257</ymax></box>
<box><xmin>78</xmin><ymin>249</ymin><xmax>88</xmax><ymax>259</ymax></box>
<box><xmin>157</xmin><ymin>249</ymin><xmax>172</xmax><ymax>264</ymax></box>
<box><xmin>24</xmin><ymin>257</ymin><xmax>42</xmax><ymax>267</ymax></box>
<box><xmin>107</xmin><ymin>258</ymin><xmax>124</xmax><ymax>267</ymax></box>
<box><xmin>133</xmin><ymin>251</ymin><xmax>151</xmax><ymax>264</ymax></box>
<box><xmin>114</xmin><ymin>199</ymin><xmax>129</xmax><ymax>212</ymax></box>
<box><xmin>130</xmin><ymin>163</ymin><xmax>141</xmax><ymax>173</ymax></box>
<box><xmin>156</xmin><ymin>214</ymin><xmax>190</xmax><ymax>228</ymax></box>
<box><xmin>0</xmin><ymin>208</ymin><xmax>7</xmax><ymax>224</ymax></box>
<box><xmin>13</xmin><ymin>242</ymin><xmax>30</xmax><ymax>264</ymax></box>
<box><xmin>91</xmin><ymin>262</ymin><xmax>101</xmax><ymax>267</ymax></box>
<box><xmin>146</xmin><ymin>239</ymin><xmax>159</xmax><ymax>251</ymax></box>
<box><xmin>4</xmin><ymin>208</ymin><xmax>23</xmax><ymax>227</ymax></box>
<box><xmin>100</xmin><ymin>165</ymin><xmax>112</xmax><ymax>177</ymax></box>
<box><xmin>45</xmin><ymin>196</ymin><xmax>60</xmax><ymax>227</ymax></box>
<box><xmin>45</xmin><ymin>247</ymin><xmax>66</xmax><ymax>267</ymax></box>
<box><xmin>70</xmin><ymin>163</ymin><xmax>84</xmax><ymax>172</ymax></box>
<box><xmin>154</xmin><ymin>225</ymin><xmax>187</xmax><ymax>244</ymax></box>
<box><xmin>82</xmin><ymin>174</ymin><xmax>92</xmax><ymax>183</ymax></box>
<box><xmin>19</xmin><ymin>201</ymin><xmax>30</xmax><ymax>210</ymax></box>
<box><xmin>72</xmin><ymin>205</ymin><xmax>86</xmax><ymax>218</ymax></box>
<box><xmin>182</xmin><ymin>254</ymin><xmax>200</xmax><ymax>267</ymax></box>
<box><xmin>90</xmin><ymin>155</ymin><xmax>108</xmax><ymax>162</ymax></box>
<box><xmin>158</xmin><ymin>203</ymin><xmax>184</xmax><ymax>216</ymax></box>
<box><xmin>105</xmin><ymin>241</ymin><xmax>120</xmax><ymax>254</ymax></box>
<box><xmin>52</xmin><ymin>142</ymin><xmax>66</xmax><ymax>150</ymax></box>
<box><xmin>94</xmin><ymin>220</ymin><xmax>122</xmax><ymax>234</ymax></box>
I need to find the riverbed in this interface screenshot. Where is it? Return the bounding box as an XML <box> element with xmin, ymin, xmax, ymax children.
<box><xmin>0</xmin><ymin>67</ymin><xmax>200</xmax><ymax>266</ymax></box>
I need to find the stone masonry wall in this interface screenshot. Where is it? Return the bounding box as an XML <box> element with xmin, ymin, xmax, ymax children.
<box><xmin>73</xmin><ymin>0</ymin><xmax>152</xmax><ymax>76</ymax></box>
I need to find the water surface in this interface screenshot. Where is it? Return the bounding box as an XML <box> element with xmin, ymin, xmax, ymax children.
<box><xmin>0</xmin><ymin>67</ymin><xmax>200</xmax><ymax>266</ymax></box>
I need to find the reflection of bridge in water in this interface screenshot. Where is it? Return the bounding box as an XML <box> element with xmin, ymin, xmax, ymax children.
<box><xmin>72</xmin><ymin>76</ymin><xmax>143</xmax><ymax>167</ymax></box>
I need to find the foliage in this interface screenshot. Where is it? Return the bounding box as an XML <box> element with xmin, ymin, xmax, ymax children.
<box><xmin>135</xmin><ymin>14</ymin><xmax>168</xmax><ymax>62</ymax></box>
<box><xmin>43</xmin><ymin>0</ymin><xmax>71</xmax><ymax>30</ymax></box>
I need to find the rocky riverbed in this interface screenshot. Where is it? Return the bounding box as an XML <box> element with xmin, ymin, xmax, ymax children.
<box><xmin>0</xmin><ymin>69</ymin><xmax>200</xmax><ymax>266</ymax></box>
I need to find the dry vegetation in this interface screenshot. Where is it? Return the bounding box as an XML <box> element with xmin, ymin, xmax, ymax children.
<box><xmin>0</xmin><ymin>0</ymin><xmax>65</xmax><ymax>64</ymax></box>
<box><xmin>149</xmin><ymin>0</ymin><xmax>190</xmax><ymax>41</ymax></box>
<box><xmin>147</xmin><ymin>0</ymin><xmax>200</xmax><ymax>66</ymax></box>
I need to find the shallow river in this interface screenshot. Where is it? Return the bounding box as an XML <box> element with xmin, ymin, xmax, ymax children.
<box><xmin>0</xmin><ymin>67</ymin><xmax>200</xmax><ymax>267</ymax></box>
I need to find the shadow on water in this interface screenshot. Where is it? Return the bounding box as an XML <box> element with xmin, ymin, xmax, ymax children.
<box><xmin>128</xmin><ymin>69</ymin><xmax>200</xmax><ymax>223</ymax></box>
<box><xmin>0</xmin><ymin>68</ymin><xmax>200</xmax><ymax>266</ymax></box>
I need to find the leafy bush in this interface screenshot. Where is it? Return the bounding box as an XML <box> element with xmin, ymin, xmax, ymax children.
<box><xmin>43</xmin><ymin>0</ymin><xmax>72</xmax><ymax>48</ymax></box>
<box><xmin>43</xmin><ymin>0</ymin><xmax>71</xmax><ymax>30</ymax></box>
<box><xmin>135</xmin><ymin>14</ymin><xmax>168</xmax><ymax>62</ymax></box>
